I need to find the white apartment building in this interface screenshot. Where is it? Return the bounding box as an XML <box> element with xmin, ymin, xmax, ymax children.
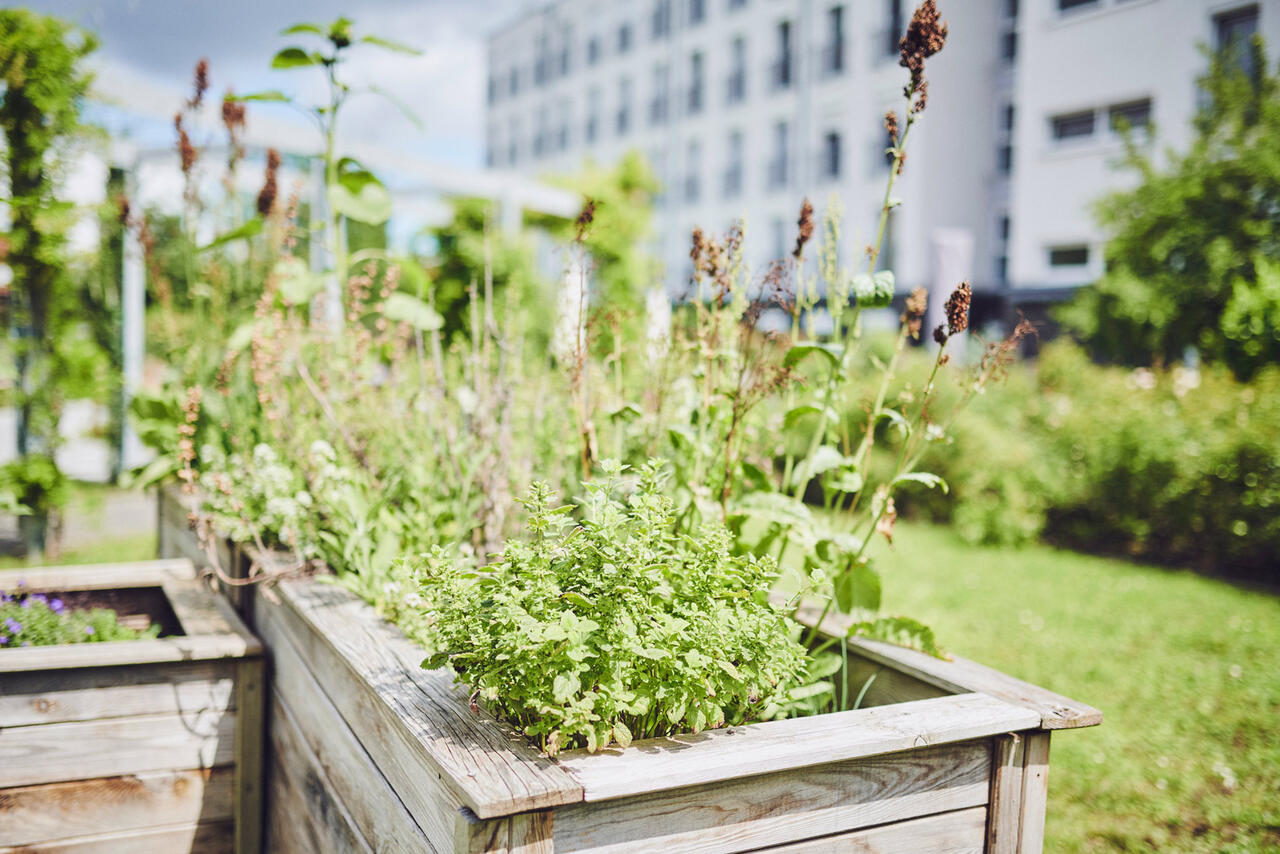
<box><xmin>486</xmin><ymin>0</ymin><xmax>1275</xmax><ymax>323</ymax></box>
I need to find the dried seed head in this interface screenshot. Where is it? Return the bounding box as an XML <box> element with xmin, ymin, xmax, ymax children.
<box><xmin>944</xmin><ymin>280</ymin><xmax>971</xmax><ymax>336</ymax></box>
<box><xmin>116</xmin><ymin>195</ymin><xmax>131</xmax><ymax>227</ymax></box>
<box><xmin>221</xmin><ymin>94</ymin><xmax>246</xmax><ymax>134</ymax></box>
<box><xmin>690</xmin><ymin>227</ymin><xmax>705</xmax><ymax>267</ymax></box>
<box><xmin>257</xmin><ymin>148</ymin><xmax>281</xmax><ymax>217</ymax></box>
<box><xmin>574</xmin><ymin>198</ymin><xmax>596</xmax><ymax>242</ymax></box>
<box><xmin>884</xmin><ymin>110</ymin><xmax>899</xmax><ymax>145</ymax></box>
<box><xmin>174</xmin><ymin>113</ymin><xmax>197</xmax><ymax>175</ymax></box>
<box><xmin>903</xmin><ymin>286</ymin><xmax>928</xmax><ymax>338</ymax></box>
<box><xmin>898</xmin><ymin>1</ymin><xmax>948</xmax><ymax>111</ymax></box>
<box><xmin>190</xmin><ymin>59</ymin><xmax>209</xmax><ymax>109</ymax></box>
<box><xmin>792</xmin><ymin>198</ymin><xmax>814</xmax><ymax>260</ymax></box>
<box><xmin>933</xmin><ymin>324</ymin><xmax>947</xmax><ymax>346</ymax></box>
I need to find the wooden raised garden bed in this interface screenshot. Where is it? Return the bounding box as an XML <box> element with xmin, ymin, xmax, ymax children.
<box><xmin>0</xmin><ymin>559</ymin><xmax>264</xmax><ymax>854</ymax></box>
<box><xmin>158</xmin><ymin>490</ymin><xmax>1100</xmax><ymax>853</ymax></box>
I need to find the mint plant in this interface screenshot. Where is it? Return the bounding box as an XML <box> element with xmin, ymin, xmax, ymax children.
<box><xmin>413</xmin><ymin>461</ymin><xmax>808</xmax><ymax>755</ymax></box>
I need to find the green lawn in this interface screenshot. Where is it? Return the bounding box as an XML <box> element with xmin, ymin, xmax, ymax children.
<box><xmin>870</xmin><ymin>523</ymin><xmax>1280</xmax><ymax>853</ymax></box>
<box><xmin>0</xmin><ymin>532</ymin><xmax>155</xmax><ymax>571</ymax></box>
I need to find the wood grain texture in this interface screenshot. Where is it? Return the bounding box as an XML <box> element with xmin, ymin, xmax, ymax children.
<box><xmin>754</xmin><ymin>806</ymin><xmax>988</xmax><ymax>853</ymax></box>
<box><xmin>0</xmin><ymin>661</ymin><xmax>235</xmax><ymax>726</ymax></box>
<box><xmin>0</xmin><ymin>768</ymin><xmax>233</xmax><ymax>847</ymax></box>
<box><xmin>271</xmin><ymin>579</ymin><xmax>582</xmax><ymax>819</ymax></box>
<box><xmin>259</xmin><ymin>602</ymin><xmax>437</xmax><ymax>854</ymax></box>
<box><xmin>0</xmin><ymin>820</ymin><xmax>232</xmax><ymax>853</ymax></box>
<box><xmin>557</xmin><ymin>693</ymin><xmax>1037</xmax><ymax>802</ymax></box>
<box><xmin>0</xmin><ymin>710</ymin><xmax>236</xmax><ymax>787</ymax></box>
<box><xmin>553</xmin><ymin>740</ymin><xmax>991</xmax><ymax>854</ymax></box>
<box><xmin>265</xmin><ymin>702</ymin><xmax>371</xmax><ymax>854</ymax></box>
<box><xmin>791</xmin><ymin>603</ymin><xmax>1102</xmax><ymax>730</ymax></box>
<box><xmin>234</xmin><ymin>658</ymin><xmax>265</xmax><ymax>854</ymax></box>
<box><xmin>1017</xmin><ymin>732</ymin><xmax>1052</xmax><ymax>854</ymax></box>
<box><xmin>0</xmin><ymin>559</ymin><xmax>195</xmax><ymax>592</ymax></box>
<box><xmin>986</xmin><ymin>734</ymin><xmax>1026</xmax><ymax>853</ymax></box>
<box><xmin>0</xmin><ymin>635</ymin><xmax>257</xmax><ymax>673</ymax></box>
<box><xmin>456</xmin><ymin>810</ymin><xmax>554</xmax><ymax>854</ymax></box>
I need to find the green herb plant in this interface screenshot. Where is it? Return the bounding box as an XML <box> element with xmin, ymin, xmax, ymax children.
<box><xmin>413</xmin><ymin>461</ymin><xmax>808</xmax><ymax>755</ymax></box>
<box><xmin>0</xmin><ymin>590</ymin><xmax>159</xmax><ymax>647</ymax></box>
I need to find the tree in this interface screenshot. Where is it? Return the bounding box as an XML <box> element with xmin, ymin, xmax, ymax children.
<box><xmin>0</xmin><ymin>10</ymin><xmax>96</xmax><ymax>555</ymax></box>
<box><xmin>1059</xmin><ymin>38</ymin><xmax>1280</xmax><ymax>379</ymax></box>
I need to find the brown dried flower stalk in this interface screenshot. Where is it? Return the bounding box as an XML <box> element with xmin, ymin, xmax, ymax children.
<box><xmin>189</xmin><ymin>59</ymin><xmax>209</xmax><ymax>110</ymax></box>
<box><xmin>902</xmin><ymin>287</ymin><xmax>928</xmax><ymax>338</ymax></box>
<box><xmin>899</xmin><ymin>1</ymin><xmax>948</xmax><ymax>111</ymax></box>
<box><xmin>884</xmin><ymin>110</ymin><xmax>899</xmax><ymax>145</ymax></box>
<box><xmin>257</xmin><ymin>149</ymin><xmax>280</xmax><ymax>217</ymax></box>
<box><xmin>792</xmin><ymin>198</ymin><xmax>814</xmax><ymax>260</ymax></box>
<box><xmin>574</xmin><ymin>198</ymin><xmax>596</xmax><ymax>242</ymax></box>
<box><xmin>174</xmin><ymin>113</ymin><xmax>197</xmax><ymax>175</ymax></box>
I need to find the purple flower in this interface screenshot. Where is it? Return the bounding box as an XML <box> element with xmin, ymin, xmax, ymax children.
<box><xmin>20</xmin><ymin>598</ymin><xmax>30</xmax><ymax>608</ymax></box>
<box><xmin>50</xmin><ymin>598</ymin><xmax>64</xmax><ymax>614</ymax></box>
<box><xmin>31</xmin><ymin>593</ymin><xmax>47</xmax><ymax>606</ymax></box>
<box><xmin>20</xmin><ymin>641</ymin><xmax>28</xmax><ymax>647</ymax></box>
<box><xmin>0</xmin><ymin>634</ymin><xmax>8</xmax><ymax>645</ymax></box>
<box><xmin>84</xmin><ymin>625</ymin><xmax>95</xmax><ymax>635</ymax></box>
<box><xmin>3</xmin><ymin>618</ymin><xmax>20</xmax><ymax>634</ymax></box>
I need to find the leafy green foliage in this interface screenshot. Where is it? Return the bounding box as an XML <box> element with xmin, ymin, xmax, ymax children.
<box><xmin>0</xmin><ymin>590</ymin><xmax>159</xmax><ymax>647</ymax></box>
<box><xmin>1060</xmin><ymin>39</ymin><xmax>1280</xmax><ymax>379</ymax></box>
<box><xmin>413</xmin><ymin>463</ymin><xmax>808</xmax><ymax>754</ymax></box>
<box><xmin>0</xmin><ymin>455</ymin><xmax>67</xmax><ymax>517</ymax></box>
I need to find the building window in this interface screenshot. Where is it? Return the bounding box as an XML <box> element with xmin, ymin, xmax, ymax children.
<box><xmin>488</xmin><ymin>76</ymin><xmax>498</xmax><ymax>104</ymax></box>
<box><xmin>724</xmin><ymin>130</ymin><xmax>743</xmax><ymax>198</ymax></box>
<box><xmin>618</xmin><ymin>22</ymin><xmax>633</xmax><ymax>53</ymax></box>
<box><xmin>688</xmin><ymin>52</ymin><xmax>704</xmax><ymax>114</ymax></box>
<box><xmin>772</xmin><ymin>20</ymin><xmax>793</xmax><ymax>90</ymax></box>
<box><xmin>652</xmin><ymin>0</ymin><xmax>672</xmax><ymax>40</ymax></box>
<box><xmin>996</xmin><ymin>255</ymin><xmax>1008</xmax><ymax>283</ymax></box>
<box><xmin>586</xmin><ymin>89</ymin><xmax>600</xmax><ymax>143</ymax></box>
<box><xmin>886</xmin><ymin>0</ymin><xmax>903</xmax><ymax>57</ymax></box>
<box><xmin>690</xmin><ymin>0</ymin><xmax>706</xmax><ymax>25</ymax></box>
<box><xmin>617</xmin><ymin>77</ymin><xmax>632</xmax><ymax>134</ymax></box>
<box><xmin>1049</xmin><ymin>245</ymin><xmax>1089</xmax><ymax>267</ymax></box>
<box><xmin>650</xmin><ymin>64</ymin><xmax>669</xmax><ymax>125</ymax></box>
<box><xmin>1001</xmin><ymin>30</ymin><xmax>1017</xmax><ymax>63</ymax></box>
<box><xmin>1000</xmin><ymin>216</ymin><xmax>1011</xmax><ymax>241</ymax></box>
<box><xmin>1051</xmin><ymin>109</ymin><xmax>1096</xmax><ymax>140</ymax></box>
<box><xmin>1215</xmin><ymin>5</ymin><xmax>1260</xmax><ymax>78</ymax></box>
<box><xmin>768</xmin><ymin>121</ymin><xmax>789</xmax><ymax>189</ymax></box>
<box><xmin>1003</xmin><ymin>104</ymin><xmax>1016</xmax><ymax>132</ymax></box>
<box><xmin>824</xmin><ymin>6</ymin><xmax>846</xmax><ymax>75</ymax></box>
<box><xmin>587</xmin><ymin>36</ymin><xmax>601</xmax><ymax>65</ymax></box>
<box><xmin>1058</xmin><ymin>0</ymin><xmax>1098</xmax><ymax>11</ymax></box>
<box><xmin>729</xmin><ymin>0</ymin><xmax>748</xmax><ymax>10</ymax></box>
<box><xmin>535</xmin><ymin>35</ymin><xmax>550</xmax><ymax>86</ymax></box>
<box><xmin>685</xmin><ymin>140</ymin><xmax>701</xmax><ymax>202</ymax></box>
<box><xmin>1005</xmin><ymin>0</ymin><xmax>1019</xmax><ymax>18</ymax></box>
<box><xmin>509</xmin><ymin>67</ymin><xmax>520</xmax><ymax>96</ymax></box>
<box><xmin>1108</xmin><ymin>98</ymin><xmax>1151</xmax><ymax>134</ymax></box>
<box><xmin>821</xmin><ymin>131</ymin><xmax>841</xmax><ymax>179</ymax></box>
<box><xmin>727</xmin><ymin>37</ymin><xmax>747</xmax><ymax>104</ymax></box>
<box><xmin>997</xmin><ymin>144</ymin><xmax>1013</xmax><ymax>174</ymax></box>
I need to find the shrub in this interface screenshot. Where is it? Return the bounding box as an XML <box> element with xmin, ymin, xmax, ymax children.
<box><xmin>412</xmin><ymin>463</ymin><xmax>809</xmax><ymax>755</ymax></box>
<box><xmin>0</xmin><ymin>590</ymin><xmax>159</xmax><ymax>647</ymax></box>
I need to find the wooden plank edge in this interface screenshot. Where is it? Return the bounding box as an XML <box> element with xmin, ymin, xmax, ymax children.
<box><xmin>789</xmin><ymin>602</ymin><xmax>1102</xmax><ymax>730</ymax></box>
<box><xmin>0</xmin><ymin>635</ymin><xmax>255</xmax><ymax>673</ymax></box>
<box><xmin>556</xmin><ymin>693</ymin><xmax>1040</xmax><ymax>803</ymax></box>
<box><xmin>0</xmin><ymin>559</ymin><xmax>196</xmax><ymax>591</ymax></box>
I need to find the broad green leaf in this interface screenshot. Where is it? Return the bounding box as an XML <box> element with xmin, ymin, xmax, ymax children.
<box><xmin>715</xmin><ymin>660</ymin><xmax>743</xmax><ymax>680</ymax></box>
<box><xmin>607</xmin><ymin>402</ymin><xmax>642</xmax><ymax>421</ymax></box>
<box><xmin>329</xmin><ymin>158</ymin><xmax>392</xmax><ymax>225</ymax></box>
<box><xmin>833</xmin><ymin>561</ymin><xmax>882</xmax><ymax>613</ymax></box>
<box><xmin>787</xmin><ymin>680</ymin><xmax>835</xmax><ymax>701</ymax></box>
<box><xmin>852</xmin><ymin>270</ymin><xmax>895</xmax><ymax>308</ymax></box>
<box><xmin>281</xmin><ymin>23</ymin><xmax>325</xmax><ymax>36</ymax></box>
<box><xmin>362</xmin><ymin>34</ymin><xmax>423</xmax><ymax>55</ymax></box>
<box><xmin>271</xmin><ymin>47</ymin><xmax>321</xmax><ymax>69</ymax></box>
<box><xmin>273</xmin><ymin>256</ymin><xmax>324</xmax><ymax>305</ymax></box>
<box><xmin>822</xmin><ymin>466</ymin><xmax>864</xmax><ymax>495</ymax></box>
<box><xmin>803</xmin><ymin>445</ymin><xmax>850</xmax><ymax>478</ymax></box>
<box><xmin>383</xmin><ymin>292</ymin><xmax>443</xmax><ymax>330</ymax></box>
<box><xmin>228</xmin><ymin>90</ymin><xmax>290</xmax><ymax>103</ymax></box>
<box><xmin>783</xmin><ymin>403</ymin><xmax>837</xmax><ymax>430</ymax></box>
<box><xmin>552</xmin><ymin>672</ymin><xmax>580</xmax><ymax>703</ymax></box>
<box><xmin>891</xmin><ymin>471</ymin><xmax>949</xmax><ymax>493</ymax></box>
<box><xmin>784</xmin><ymin>342</ymin><xmax>843</xmax><ymax>370</ymax></box>
<box><xmin>848</xmin><ymin>615</ymin><xmax>944</xmax><ymax>658</ymax></box>
<box><xmin>198</xmin><ymin>218</ymin><xmax>263</xmax><ymax>252</ymax></box>
<box><xmin>876</xmin><ymin>407</ymin><xmax>912</xmax><ymax>436</ymax></box>
<box><xmin>815</xmin><ymin>532</ymin><xmax>863</xmax><ymax>564</ymax></box>
<box><xmin>561</xmin><ymin>591</ymin><xmax>595</xmax><ymax>609</ymax></box>
<box><xmin>612</xmin><ymin>720</ymin><xmax>633</xmax><ymax>749</ymax></box>
<box><xmin>225</xmin><ymin>320</ymin><xmax>257</xmax><ymax>354</ymax></box>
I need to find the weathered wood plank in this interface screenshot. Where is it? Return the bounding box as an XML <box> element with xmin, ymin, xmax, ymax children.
<box><xmin>842</xmin><ymin>657</ymin><xmax>951</xmax><ymax>709</ymax></box>
<box><xmin>0</xmin><ymin>635</ymin><xmax>257</xmax><ymax>673</ymax></box>
<box><xmin>754</xmin><ymin>805</ymin><xmax>988</xmax><ymax>853</ymax></box>
<box><xmin>0</xmin><ymin>661</ymin><xmax>235</xmax><ymax>726</ymax></box>
<box><xmin>0</xmin><ymin>711</ymin><xmax>236</xmax><ymax>787</ymax></box>
<box><xmin>456</xmin><ymin>810</ymin><xmax>554</xmax><ymax>854</ymax></box>
<box><xmin>986</xmin><ymin>734</ymin><xmax>1026</xmax><ymax>853</ymax></box>
<box><xmin>270</xmin><ymin>579</ymin><xmax>582</xmax><ymax>819</ymax></box>
<box><xmin>234</xmin><ymin>658</ymin><xmax>265</xmax><ymax>854</ymax></box>
<box><xmin>266</xmin><ymin>700</ymin><xmax>371</xmax><ymax>854</ymax></box>
<box><xmin>0</xmin><ymin>820</ymin><xmax>232</xmax><ymax>853</ymax></box>
<box><xmin>553</xmin><ymin>740</ymin><xmax>991</xmax><ymax>854</ymax></box>
<box><xmin>1016</xmin><ymin>732</ymin><xmax>1052</xmax><ymax>854</ymax></box>
<box><xmin>0</xmin><ymin>768</ymin><xmax>233</xmax><ymax>847</ymax></box>
<box><xmin>0</xmin><ymin>560</ymin><xmax>196</xmax><ymax>592</ymax></box>
<box><xmin>557</xmin><ymin>693</ymin><xmax>1038</xmax><ymax>802</ymax></box>
<box><xmin>791</xmin><ymin>603</ymin><xmax>1102</xmax><ymax>730</ymax></box>
<box><xmin>259</xmin><ymin>600</ymin><xmax>436</xmax><ymax>854</ymax></box>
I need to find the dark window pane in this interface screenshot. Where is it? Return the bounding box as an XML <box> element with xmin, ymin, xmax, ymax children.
<box><xmin>1108</xmin><ymin>98</ymin><xmax>1151</xmax><ymax>132</ymax></box>
<box><xmin>1058</xmin><ymin>0</ymin><xmax>1098</xmax><ymax>10</ymax></box>
<box><xmin>1049</xmin><ymin>246</ymin><xmax>1089</xmax><ymax>266</ymax></box>
<box><xmin>1052</xmin><ymin>110</ymin><xmax>1095</xmax><ymax>139</ymax></box>
<box><xmin>997</xmin><ymin>144</ymin><xmax>1013</xmax><ymax>174</ymax></box>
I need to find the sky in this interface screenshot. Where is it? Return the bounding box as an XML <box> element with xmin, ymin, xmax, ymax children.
<box><xmin>25</xmin><ymin>0</ymin><xmax>530</xmax><ymax>168</ymax></box>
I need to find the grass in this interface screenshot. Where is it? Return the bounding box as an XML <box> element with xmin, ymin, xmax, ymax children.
<box><xmin>870</xmin><ymin>522</ymin><xmax>1280</xmax><ymax>853</ymax></box>
<box><xmin>0</xmin><ymin>532</ymin><xmax>155</xmax><ymax>571</ymax></box>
